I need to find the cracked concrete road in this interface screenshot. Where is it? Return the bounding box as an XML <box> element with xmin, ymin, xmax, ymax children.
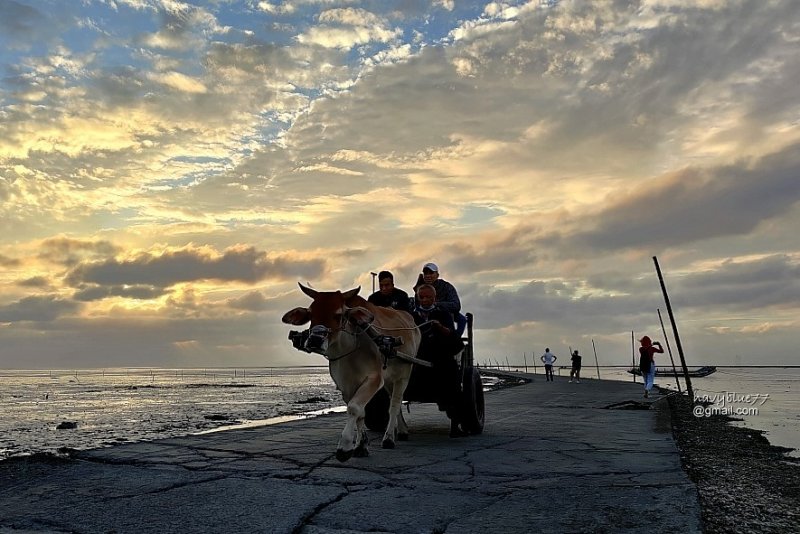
<box><xmin>0</xmin><ymin>375</ymin><xmax>701</xmax><ymax>534</ymax></box>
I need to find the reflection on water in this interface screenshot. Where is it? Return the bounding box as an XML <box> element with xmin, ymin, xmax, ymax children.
<box><xmin>3</xmin><ymin>366</ymin><xmax>797</xmax><ymax>460</ymax></box>
<box><xmin>0</xmin><ymin>367</ymin><xmax>340</xmax><ymax>460</ymax></box>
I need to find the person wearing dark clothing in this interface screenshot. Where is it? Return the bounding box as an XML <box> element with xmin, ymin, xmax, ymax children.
<box><xmin>415</xmin><ymin>262</ymin><xmax>466</xmax><ymax>336</ymax></box>
<box><xmin>368</xmin><ymin>271</ymin><xmax>411</xmax><ymax>312</ymax></box>
<box><xmin>413</xmin><ymin>283</ymin><xmax>465</xmax><ymax>437</ymax></box>
<box><xmin>569</xmin><ymin>350</ymin><xmax>582</xmax><ymax>383</ymax></box>
<box><xmin>418</xmin><ymin>262</ymin><xmax>461</xmax><ymax>315</ymax></box>
<box><xmin>639</xmin><ymin>335</ymin><xmax>663</xmax><ymax>398</ymax></box>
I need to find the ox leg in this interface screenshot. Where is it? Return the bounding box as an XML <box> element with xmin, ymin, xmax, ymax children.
<box><xmin>353</xmin><ymin>418</ymin><xmax>370</xmax><ymax>458</ymax></box>
<box><xmin>382</xmin><ymin>382</ymin><xmax>405</xmax><ymax>449</ymax></box>
<box><xmin>397</xmin><ymin>408</ymin><xmax>409</xmax><ymax>441</ymax></box>
<box><xmin>336</xmin><ymin>374</ymin><xmax>383</xmax><ymax>462</ymax></box>
<box><xmin>397</xmin><ymin>403</ymin><xmax>408</xmax><ymax>441</ymax></box>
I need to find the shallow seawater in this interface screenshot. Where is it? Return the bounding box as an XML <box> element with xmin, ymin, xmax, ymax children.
<box><xmin>5</xmin><ymin>365</ymin><xmax>794</xmax><ymax>460</ymax></box>
<box><xmin>0</xmin><ymin>367</ymin><xmax>340</xmax><ymax>460</ymax></box>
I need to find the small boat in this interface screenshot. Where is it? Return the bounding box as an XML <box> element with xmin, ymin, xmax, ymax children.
<box><xmin>628</xmin><ymin>365</ymin><xmax>717</xmax><ymax>378</ymax></box>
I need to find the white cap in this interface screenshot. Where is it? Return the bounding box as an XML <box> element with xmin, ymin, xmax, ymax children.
<box><xmin>422</xmin><ymin>262</ymin><xmax>439</xmax><ymax>272</ymax></box>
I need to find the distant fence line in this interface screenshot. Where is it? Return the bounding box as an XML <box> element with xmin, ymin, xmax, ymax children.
<box><xmin>0</xmin><ymin>366</ymin><xmax>330</xmax><ymax>379</ymax></box>
<box><xmin>478</xmin><ymin>361</ymin><xmax>637</xmax><ymax>378</ymax></box>
<box><xmin>3</xmin><ymin>363</ymin><xmax>797</xmax><ymax>380</ymax></box>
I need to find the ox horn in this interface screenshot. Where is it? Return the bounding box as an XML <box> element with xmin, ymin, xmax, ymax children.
<box><xmin>342</xmin><ymin>286</ymin><xmax>361</xmax><ymax>299</ymax></box>
<box><xmin>299</xmin><ymin>283</ymin><xmax>318</xmax><ymax>298</ymax></box>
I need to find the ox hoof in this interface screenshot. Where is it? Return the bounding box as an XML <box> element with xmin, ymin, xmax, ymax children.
<box><xmin>397</xmin><ymin>432</ymin><xmax>409</xmax><ymax>441</ymax></box>
<box><xmin>335</xmin><ymin>448</ymin><xmax>353</xmax><ymax>462</ymax></box>
<box><xmin>382</xmin><ymin>438</ymin><xmax>396</xmax><ymax>449</ymax></box>
<box><xmin>353</xmin><ymin>446</ymin><xmax>369</xmax><ymax>458</ymax></box>
<box><xmin>450</xmin><ymin>422</ymin><xmax>468</xmax><ymax>438</ymax></box>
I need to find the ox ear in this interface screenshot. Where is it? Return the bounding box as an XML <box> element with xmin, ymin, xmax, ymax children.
<box><xmin>282</xmin><ymin>307</ymin><xmax>311</xmax><ymax>325</ymax></box>
<box><xmin>342</xmin><ymin>286</ymin><xmax>360</xmax><ymax>300</ymax></box>
<box><xmin>345</xmin><ymin>306</ymin><xmax>374</xmax><ymax>327</ymax></box>
<box><xmin>299</xmin><ymin>283</ymin><xmax>318</xmax><ymax>299</ymax></box>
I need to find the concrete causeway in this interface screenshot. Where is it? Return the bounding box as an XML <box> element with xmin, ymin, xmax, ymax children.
<box><xmin>0</xmin><ymin>374</ymin><xmax>702</xmax><ymax>533</ymax></box>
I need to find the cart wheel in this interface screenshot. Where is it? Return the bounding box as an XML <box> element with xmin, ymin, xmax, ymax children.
<box><xmin>364</xmin><ymin>388</ymin><xmax>390</xmax><ymax>431</ymax></box>
<box><xmin>460</xmin><ymin>367</ymin><xmax>485</xmax><ymax>434</ymax></box>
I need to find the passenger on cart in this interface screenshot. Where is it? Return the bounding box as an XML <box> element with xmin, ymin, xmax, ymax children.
<box><xmin>414</xmin><ymin>262</ymin><xmax>467</xmax><ymax>337</ymax></box>
<box><xmin>367</xmin><ymin>270</ymin><xmax>412</xmax><ymax>312</ymax></box>
<box><xmin>411</xmin><ymin>284</ymin><xmax>467</xmax><ymax>437</ymax></box>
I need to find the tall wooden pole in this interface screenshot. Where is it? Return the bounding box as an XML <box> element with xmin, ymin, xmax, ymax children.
<box><xmin>568</xmin><ymin>346</ymin><xmax>573</xmax><ymax>380</ymax></box>
<box><xmin>631</xmin><ymin>331</ymin><xmax>636</xmax><ymax>382</ymax></box>
<box><xmin>658</xmin><ymin>308</ymin><xmax>682</xmax><ymax>393</ymax></box>
<box><xmin>591</xmin><ymin>339</ymin><xmax>600</xmax><ymax>380</ymax></box>
<box><xmin>653</xmin><ymin>256</ymin><xmax>694</xmax><ymax>400</ymax></box>
<box><xmin>523</xmin><ymin>352</ymin><xmax>528</xmax><ymax>373</ymax></box>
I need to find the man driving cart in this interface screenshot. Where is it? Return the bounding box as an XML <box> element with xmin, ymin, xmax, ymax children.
<box><xmin>409</xmin><ymin>283</ymin><xmax>468</xmax><ymax>437</ymax></box>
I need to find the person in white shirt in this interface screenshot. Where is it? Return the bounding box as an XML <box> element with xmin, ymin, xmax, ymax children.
<box><xmin>541</xmin><ymin>348</ymin><xmax>557</xmax><ymax>382</ymax></box>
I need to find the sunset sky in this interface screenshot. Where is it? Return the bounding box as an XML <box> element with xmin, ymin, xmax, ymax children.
<box><xmin>1</xmin><ymin>0</ymin><xmax>798</xmax><ymax>369</ymax></box>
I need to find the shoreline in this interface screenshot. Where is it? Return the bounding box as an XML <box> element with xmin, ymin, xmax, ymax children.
<box><xmin>665</xmin><ymin>394</ymin><xmax>800</xmax><ymax>533</ymax></box>
<box><xmin>1</xmin><ymin>370</ymin><xmax>525</xmax><ymax>463</ymax></box>
<box><xmin>6</xmin><ymin>374</ymin><xmax>798</xmax><ymax>531</ymax></box>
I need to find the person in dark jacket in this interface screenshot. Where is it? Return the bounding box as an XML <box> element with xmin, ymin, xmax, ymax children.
<box><xmin>569</xmin><ymin>350</ymin><xmax>582</xmax><ymax>383</ymax></box>
<box><xmin>414</xmin><ymin>262</ymin><xmax>468</xmax><ymax>335</ymax></box>
<box><xmin>412</xmin><ymin>283</ymin><xmax>465</xmax><ymax>437</ymax></box>
<box><xmin>639</xmin><ymin>335</ymin><xmax>663</xmax><ymax>398</ymax></box>
<box><xmin>415</xmin><ymin>262</ymin><xmax>461</xmax><ymax>315</ymax></box>
<box><xmin>368</xmin><ymin>270</ymin><xmax>411</xmax><ymax>312</ymax></box>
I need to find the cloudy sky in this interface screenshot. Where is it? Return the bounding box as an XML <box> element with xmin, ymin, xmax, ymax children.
<box><xmin>1</xmin><ymin>0</ymin><xmax>798</xmax><ymax>370</ymax></box>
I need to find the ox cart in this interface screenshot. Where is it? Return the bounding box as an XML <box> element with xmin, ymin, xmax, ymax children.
<box><xmin>363</xmin><ymin>312</ymin><xmax>485</xmax><ymax>436</ymax></box>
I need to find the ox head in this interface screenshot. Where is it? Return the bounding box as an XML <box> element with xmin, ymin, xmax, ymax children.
<box><xmin>282</xmin><ymin>283</ymin><xmax>373</xmax><ymax>355</ymax></box>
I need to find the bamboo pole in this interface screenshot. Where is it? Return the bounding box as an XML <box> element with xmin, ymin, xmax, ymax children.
<box><xmin>591</xmin><ymin>339</ymin><xmax>600</xmax><ymax>380</ymax></box>
<box><xmin>653</xmin><ymin>256</ymin><xmax>694</xmax><ymax>400</ymax></box>
<box><xmin>658</xmin><ymin>308</ymin><xmax>682</xmax><ymax>393</ymax></box>
<box><xmin>631</xmin><ymin>331</ymin><xmax>636</xmax><ymax>382</ymax></box>
<box><xmin>523</xmin><ymin>352</ymin><xmax>528</xmax><ymax>373</ymax></box>
<box><xmin>568</xmin><ymin>345</ymin><xmax>573</xmax><ymax>380</ymax></box>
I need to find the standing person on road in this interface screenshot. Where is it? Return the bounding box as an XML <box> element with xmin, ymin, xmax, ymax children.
<box><xmin>639</xmin><ymin>336</ymin><xmax>664</xmax><ymax>398</ymax></box>
<box><xmin>541</xmin><ymin>348</ymin><xmax>557</xmax><ymax>382</ymax></box>
<box><xmin>569</xmin><ymin>350</ymin><xmax>582</xmax><ymax>383</ymax></box>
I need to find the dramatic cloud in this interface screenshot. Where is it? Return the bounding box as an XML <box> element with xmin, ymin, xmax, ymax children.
<box><xmin>65</xmin><ymin>245</ymin><xmax>326</xmax><ymax>288</ymax></box>
<box><xmin>1</xmin><ymin>0</ymin><xmax>798</xmax><ymax>368</ymax></box>
<box><xmin>38</xmin><ymin>237</ymin><xmax>121</xmax><ymax>266</ymax></box>
<box><xmin>0</xmin><ymin>295</ymin><xmax>81</xmax><ymax>323</ymax></box>
<box><xmin>559</xmin><ymin>145</ymin><xmax>800</xmax><ymax>254</ymax></box>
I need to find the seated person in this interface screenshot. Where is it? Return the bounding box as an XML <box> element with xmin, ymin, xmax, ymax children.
<box><xmin>419</xmin><ymin>262</ymin><xmax>461</xmax><ymax>315</ymax></box>
<box><xmin>412</xmin><ymin>284</ymin><xmax>466</xmax><ymax>437</ymax></box>
<box><xmin>416</xmin><ymin>262</ymin><xmax>466</xmax><ymax>336</ymax></box>
<box><xmin>368</xmin><ymin>270</ymin><xmax>411</xmax><ymax>312</ymax></box>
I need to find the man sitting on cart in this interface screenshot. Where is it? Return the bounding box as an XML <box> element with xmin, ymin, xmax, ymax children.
<box><xmin>368</xmin><ymin>270</ymin><xmax>413</xmax><ymax>312</ymax></box>
<box><xmin>414</xmin><ymin>262</ymin><xmax>467</xmax><ymax>336</ymax></box>
<box><xmin>412</xmin><ymin>283</ymin><xmax>467</xmax><ymax>437</ymax></box>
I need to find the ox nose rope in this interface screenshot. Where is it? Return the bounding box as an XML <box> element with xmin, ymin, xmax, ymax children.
<box><xmin>296</xmin><ymin>311</ymin><xmax>431</xmax><ymax>367</ymax></box>
<box><xmin>313</xmin><ymin>312</ymin><xmax>376</xmax><ymax>362</ymax></box>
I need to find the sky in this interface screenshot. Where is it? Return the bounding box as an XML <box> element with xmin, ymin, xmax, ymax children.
<box><xmin>1</xmin><ymin>0</ymin><xmax>798</xmax><ymax>370</ymax></box>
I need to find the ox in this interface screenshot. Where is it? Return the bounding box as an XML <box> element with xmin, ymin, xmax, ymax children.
<box><xmin>282</xmin><ymin>284</ymin><xmax>421</xmax><ymax>462</ymax></box>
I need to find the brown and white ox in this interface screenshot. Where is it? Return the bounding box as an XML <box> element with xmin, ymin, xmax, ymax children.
<box><xmin>282</xmin><ymin>284</ymin><xmax>421</xmax><ymax>462</ymax></box>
